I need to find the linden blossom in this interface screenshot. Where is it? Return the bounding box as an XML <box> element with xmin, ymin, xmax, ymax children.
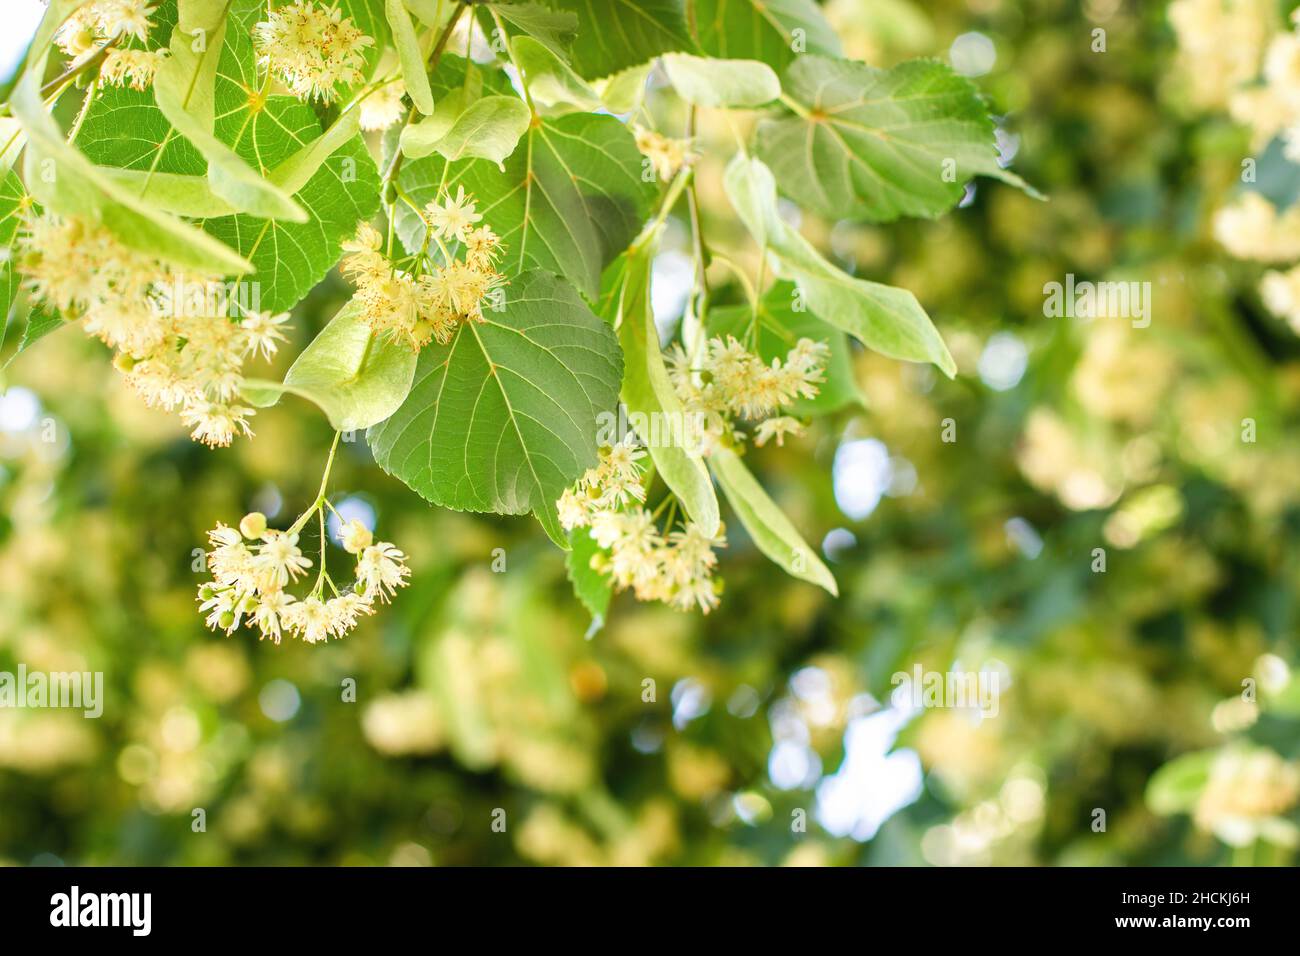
<box><xmin>0</xmin><ymin>665</ymin><xmax>103</xmax><ymax>718</ymax></box>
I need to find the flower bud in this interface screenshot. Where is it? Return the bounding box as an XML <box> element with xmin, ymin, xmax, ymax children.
<box><xmin>218</xmin><ymin>611</ymin><xmax>236</xmax><ymax>630</ymax></box>
<box><xmin>340</xmin><ymin>518</ymin><xmax>372</xmax><ymax>554</ymax></box>
<box><xmin>239</xmin><ymin>511</ymin><xmax>268</xmax><ymax>539</ymax></box>
<box><xmin>199</xmin><ymin>585</ymin><xmax>215</xmax><ymax>601</ymax></box>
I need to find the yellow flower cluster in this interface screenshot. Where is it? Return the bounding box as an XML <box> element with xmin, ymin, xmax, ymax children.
<box><xmin>1168</xmin><ymin>0</ymin><xmax>1273</xmax><ymax>111</ymax></box>
<box><xmin>198</xmin><ymin>511</ymin><xmax>410</xmax><ymax>645</ymax></box>
<box><xmin>99</xmin><ymin>47</ymin><xmax>169</xmax><ymax>91</ymax></box>
<box><xmin>19</xmin><ymin>211</ymin><xmax>286</xmax><ymax>447</ymax></box>
<box><xmin>359</xmin><ymin>80</ymin><xmax>407</xmax><ymax>132</ymax></box>
<box><xmin>632</xmin><ymin>125</ymin><xmax>695</xmax><ymax>183</ymax></box>
<box><xmin>55</xmin><ymin>0</ymin><xmax>156</xmax><ymax>65</ymax></box>
<box><xmin>1193</xmin><ymin>746</ymin><xmax>1300</xmax><ymax>847</ymax></box>
<box><xmin>253</xmin><ymin>0</ymin><xmax>373</xmax><ymax>104</ymax></box>
<box><xmin>558</xmin><ymin>438</ymin><xmax>727</xmax><ymax>614</ymax></box>
<box><xmin>341</xmin><ymin>188</ymin><xmax>504</xmax><ymax>351</ymax></box>
<box><xmin>666</xmin><ymin>334</ymin><xmax>828</xmax><ymax>452</ymax></box>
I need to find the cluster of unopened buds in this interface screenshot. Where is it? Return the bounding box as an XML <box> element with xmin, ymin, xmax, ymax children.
<box><xmin>342</xmin><ymin>187</ymin><xmax>506</xmax><ymax>351</ymax></box>
<box><xmin>198</xmin><ymin>506</ymin><xmax>410</xmax><ymax>645</ymax></box>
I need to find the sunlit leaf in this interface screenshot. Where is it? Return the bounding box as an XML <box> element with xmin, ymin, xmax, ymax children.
<box><xmin>368</xmin><ymin>271</ymin><xmax>623</xmax><ymax>548</ymax></box>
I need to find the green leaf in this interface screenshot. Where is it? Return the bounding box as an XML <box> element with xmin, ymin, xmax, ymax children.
<box><xmin>485</xmin><ymin>2</ymin><xmax>579</xmax><ymax>60</ymax></box>
<box><xmin>9</xmin><ymin>3</ymin><xmax>252</xmax><ymax>275</ymax></box>
<box><xmin>511</xmin><ymin>35</ymin><xmax>602</xmax><ymax>113</ymax></box>
<box><xmin>368</xmin><ymin>271</ymin><xmax>623</xmax><ymax>548</ymax></box>
<box><xmin>661</xmin><ymin>53</ymin><xmax>779</xmax><ymax>108</ymax></box>
<box><xmin>200</xmin><ymin>119</ymin><xmax>379</xmax><ymax>312</ymax></box>
<box><xmin>2</xmin><ymin>308</ymin><xmax>67</xmax><ymax>371</ymax></box>
<box><xmin>0</xmin><ymin>118</ymin><xmax>27</xmax><ymax>178</ymax></box>
<box><xmin>0</xmin><ymin>170</ymin><xmax>28</xmax><ymax>336</ymax></box>
<box><xmin>400</xmin><ymin>94</ymin><xmax>532</xmax><ymax>164</ymax></box>
<box><xmin>756</xmin><ymin>56</ymin><xmax>1038</xmax><ymax>223</ymax></box>
<box><xmin>243</xmin><ymin>298</ymin><xmax>418</xmax><ymax>431</ymax></box>
<box><xmin>386</xmin><ymin>0</ymin><xmax>435</xmax><ymax>114</ymax></box>
<box><xmin>1146</xmin><ymin>750</ymin><xmax>1215</xmax><ymax>816</ymax></box>
<box><xmin>396</xmin><ymin>113</ymin><xmax>654</xmax><ymax>299</ymax></box>
<box><xmin>154</xmin><ymin>0</ymin><xmax>306</xmax><ymax>221</ymax></box>
<box><xmin>707</xmin><ymin>282</ymin><xmax>866</xmax><ymax>417</ymax></box>
<box><xmin>566</xmin><ymin>529</ymin><xmax>612</xmax><ymax>634</ymax></box>
<box><xmin>602</xmin><ymin>234</ymin><xmax>720</xmax><ymax>536</ymax></box>
<box><xmin>94</xmin><ymin>107</ymin><xmax>363</xmax><ymax>220</ymax></box>
<box><xmin>687</xmin><ymin>0</ymin><xmax>841</xmax><ymax>68</ymax></box>
<box><xmin>724</xmin><ymin>153</ymin><xmax>956</xmax><ymax>377</ymax></box>
<box><xmin>709</xmin><ymin>445</ymin><xmax>836</xmax><ymax>595</ymax></box>
<box><xmin>0</xmin><ymin>167</ymin><xmax>65</xmax><ymax>365</ymax></box>
<box><xmin>538</xmin><ymin>0</ymin><xmax>694</xmax><ymax>79</ymax></box>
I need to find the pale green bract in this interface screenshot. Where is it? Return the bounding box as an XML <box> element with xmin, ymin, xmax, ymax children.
<box><xmin>601</xmin><ymin>231</ymin><xmax>720</xmax><ymax>537</ymax></box>
<box><xmin>386</xmin><ymin>0</ymin><xmax>435</xmax><ymax>114</ymax></box>
<box><xmin>400</xmin><ymin>94</ymin><xmax>532</xmax><ymax>165</ymax></box>
<box><xmin>660</xmin><ymin>53</ymin><xmax>779</xmax><ymax>108</ymax></box>
<box><xmin>368</xmin><ymin>271</ymin><xmax>623</xmax><ymax>549</ymax></box>
<box><xmin>154</xmin><ymin>0</ymin><xmax>306</xmax><ymax>222</ymax></box>
<box><xmin>709</xmin><ymin>446</ymin><xmax>837</xmax><ymax>596</ymax></box>
<box><xmin>724</xmin><ymin>153</ymin><xmax>957</xmax><ymax>377</ymax></box>
<box><xmin>243</xmin><ymin>299</ymin><xmax>418</xmax><ymax>432</ymax></box>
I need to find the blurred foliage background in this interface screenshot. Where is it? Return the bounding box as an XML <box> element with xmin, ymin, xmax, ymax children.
<box><xmin>3</xmin><ymin>0</ymin><xmax>1300</xmax><ymax>866</ymax></box>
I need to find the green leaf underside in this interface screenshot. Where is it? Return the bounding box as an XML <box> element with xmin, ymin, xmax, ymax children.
<box><xmin>368</xmin><ymin>271</ymin><xmax>623</xmax><ymax>548</ymax></box>
<box><xmin>724</xmin><ymin>153</ymin><xmax>956</xmax><ymax>377</ymax></box>
<box><xmin>539</xmin><ymin>0</ymin><xmax>695</xmax><ymax>79</ymax></box>
<box><xmin>709</xmin><ymin>445</ymin><xmax>836</xmax><ymax>595</ymax></box>
<box><xmin>707</xmin><ymin>282</ymin><xmax>866</xmax><ymax>417</ymax></box>
<box><xmin>565</xmin><ymin>528</ymin><xmax>612</xmax><ymax>633</ymax></box>
<box><xmin>396</xmin><ymin>112</ymin><xmax>653</xmax><ymax>300</ymax></box>
<box><xmin>601</xmin><ymin>236</ymin><xmax>720</xmax><ymax>536</ymax></box>
<box><xmin>756</xmin><ymin>56</ymin><xmax>1034</xmax><ymax>223</ymax></box>
<box><xmin>687</xmin><ymin>0</ymin><xmax>841</xmax><ymax>68</ymax></box>
<box><xmin>244</xmin><ymin>298</ymin><xmax>418</xmax><ymax>431</ymax></box>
